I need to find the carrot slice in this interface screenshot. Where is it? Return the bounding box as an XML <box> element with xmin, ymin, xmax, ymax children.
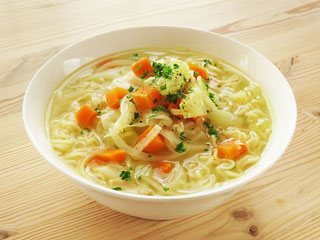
<box><xmin>131</xmin><ymin>57</ymin><xmax>154</xmax><ymax>79</ymax></box>
<box><xmin>89</xmin><ymin>149</ymin><xmax>127</xmax><ymax>167</ymax></box>
<box><xmin>106</xmin><ymin>87</ymin><xmax>129</xmax><ymax>109</ymax></box>
<box><xmin>139</xmin><ymin>126</ymin><xmax>165</xmax><ymax>154</ymax></box>
<box><xmin>76</xmin><ymin>104</ymin><xmax>98</xmax><ymax>128</ymax></box>
<box><xmin>132</xmin><ymin>86</ymin><xmax>161</xmax><ymax>111</ymax></box>
<box><xmin>190</xmin><ymin>116</ymin><xmax>206</xmax><ymax>123</ymax></box>
<box><xmin>168</xmin><ymin>98</ymin><xmax>183</xmax><ymax>118</ymax></box>
<box><xmin>155</xmin><ymin>162</ymin><xmax>173</xmax><ymax>173</ymax></box>
<box><xmin>217</xmin><ymin>139</ymin><xmax>247</xmax><ymax>160</ymax></box>
<box><xmin>188</xmin><ymin>63</ymin><xmax>208</xmax><ymax>80</ymax></box>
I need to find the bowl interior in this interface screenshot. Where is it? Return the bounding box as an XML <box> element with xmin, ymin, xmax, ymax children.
<box><xmin>23</xmin><ymin>26</ymin><xmax>296</xmax><ymax>200</ymax></box>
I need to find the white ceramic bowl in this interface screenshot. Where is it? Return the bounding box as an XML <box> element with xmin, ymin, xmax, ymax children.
<box><xmin>23</xmin><ymin>26</ymin><xmax>297</xmax><ymax>220</ymax></box>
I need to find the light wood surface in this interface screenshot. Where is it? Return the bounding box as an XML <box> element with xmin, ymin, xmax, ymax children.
<box><xmin>1</xmin><ymin>0</ymin><xmax>320</xmax><ymax>239</ymax></box>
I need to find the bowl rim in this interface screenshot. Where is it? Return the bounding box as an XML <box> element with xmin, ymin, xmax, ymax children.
<box><xmin>23</xmin><ymin>25</ymin><xmax>297</xmax><ymax>202</ymax></box>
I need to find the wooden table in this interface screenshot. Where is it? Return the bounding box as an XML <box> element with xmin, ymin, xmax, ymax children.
<box><xmin>1</xmin><ymin>0</ymin><xmax>319</xmax><ymax>239</ymax></box>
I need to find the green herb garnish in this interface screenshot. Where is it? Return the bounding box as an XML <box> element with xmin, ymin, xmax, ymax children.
<box><xmin>166</xmin><ymin>90</ymin><xmax>185</xmax><ymax>103</ymax></box>
<box><xmin>119</xmin><ymin>170</ymin><xmax>132</xmax><ymax>181</ymax></box>
<box><xmin>133</xmin><ymin>53</ymin><xmax>139</xmax><ymax>60</ymax></box>
<box><xmin>163</xmin><ymin>187</ymin><xmax>169</xmax><ymax>192</ymax></box>
<box><xmin>147</xmin><ymin>114</ymin><xmax>157</xmax><ymax>119</ymax></box>
<box><xmin>138</xmin><ymin>176</ymin><xmax>142</xmax><ymax>180</ymax></box>
<box><xmin>203</xmin><ymin>59</ymin><xmax>212</xmax><ymax>67</ymax></box>
<box><xmin>80</xmin><ymin>131</ymin><xmax>84</xmax><ymax>136</ymax></box>
<box><xmin>194</xmin><ymin>71</ymin><xmax>199</xmax><ymax>77</ymax></box>
<box><xmin>187</xmin><ymin>88</ymin><xmax>193</xmax><ymax>93</ymax></box>
<box><xmin>148</xmin><ymin>154</ymin><xmax>152</xmax><ymax>158</ymax></box>
<box><xmin>153</xmin><ymin>98</ymin><xmax>158</xmax><ymax>103</ymax></box>
<box><xmin>95</xmin><ymin>108</ymin><xmax>101</xmax><ymax>115</ymax></box>
<box><xmin>112</xmin><ymin>187</ymin><xmax>122</xmax><ymax>191</ymax></box>
<box><xmin>166</xmin><ymin>93</ymin><xmax>179</xmax><ymax>103</ymax></box>
<box><xmin>204</xmin><ymin>121</ymin><xmax>220</xmax><ymax>139</ymax></box>
<box><xmin>136</xmin><ymin>64</ymin><xmax>142</xmax><ymax>71</ymax></box>
<box><xmin>129</xmin><ymin>112</ymin><xmax>140</xmax><ymax>125</ymax></box>
<box><xmin>152</xmin><ymin>62</ymin><xmax>173</xmax><ymax>79</ymax></box>
<box><xmin>140</xmin><ymin>70</ymin><xmax>149</xmax><ymax>79</ymax></box>
<box><xmin>173</xmin><ymin>63</ymin><xmax>179</xmax><ymax>69</ymax></box>
<box><xmin>128</xmin><ymin>86</ymin><xmax>134</xmax><ymax>92</ymax></box>
<box><xmin>83</xmin><ymin>128</ymin><xmax>91</xmax><ymax>132</ymax></box>
<box><xmin>202</xmin><ymin>79</ymin><xmax>209</xmax><ymax>90</ymax></box>
<box><xmin>180</xmin><ymin>132</ymin><xmax>191</xmax><ymax>141</ymax></box>
<box><xmin>160</xmin><ymin>84</ymin><xmax>167</xmax><ymax>91</ymax></box>
<box><xmin>209</xmin><ymin>92</ymin><xmax>218</xmax><ymax>106</ymax></box>
<box><xmin>175</xmin><ymin>142</ymin><xmax>186</xmax><ymax>153</ymax></box>
<box><xmin>152</xmin><ymin>105</ymin><xmax>170</xmax><ymax>114</ymax></box>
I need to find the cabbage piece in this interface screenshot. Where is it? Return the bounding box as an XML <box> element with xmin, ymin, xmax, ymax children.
<box><xmin>145</xmin><ymin>59</ymin><xmax>192</xmax><ymax>95</ymax></box>
<box><xmin>171</xmin><ymin>77</ymin><xmax>245</xmax><ymax>128</ymax></box>
<box><xmin>171</xmin><ymin>77</ymin><xmax>209</xmax><ymax>118</ymax></box>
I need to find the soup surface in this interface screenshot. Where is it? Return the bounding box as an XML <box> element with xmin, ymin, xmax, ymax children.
<box><xmin>46</xmin><ymin>48</ymin><xmax>272</xmax><ymax>196</ymax></box>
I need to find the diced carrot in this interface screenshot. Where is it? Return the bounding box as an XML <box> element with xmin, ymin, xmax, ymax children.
<box><xmin>95</xmin><ymin>58</ymin><xmax>112</xmax><ymax>68</ymax></box>
<box><xmin>190</xmin><ymin>116</ymin><xmax>206</xmax><ymax>123</ymax></box>
<box><xmin>131</xmin><ymin>57</ymin><xmax>154</xmax><ymax>79</ymax></box>
<box><xmin>106</xmin><ymin>87</ymin><xmax>129</xmax><ymax>109</ymax></box>
<box><xmin>76</xmin><ymin>104</ymin><xmax>98</xmax><ymax>128</ymax></box>
<box><xmin>188</xmin><ymin>63</ymin><xmax>208</xmax><ymax>80</ymax></box>
<box><xmin>217</xmin><ymin>139</ymin><xmax>247</xmax><ymax>160</ymax></box>
<box><xmin>89</xmin><ymin>149</ymin><xmax>127</xmax><ymax>167</ymax></box>
<box><xmin>139</xmin><ymin>126</ymin><xmax>165</xmax><ymax>154</ymax></box>
<box><xmin>155</xmin><ymin>162</ymin><xmax>173</xmax><ymax>174</ymax></box>
<box><xmin>132</xmin><ymin>86</ymin><xmax>161</xmax><ymax>111</ymax></box>
<box><xmin>168</xmin><ymin>98</ymin><xmax>183</xmax><ymax>119</ymax></box>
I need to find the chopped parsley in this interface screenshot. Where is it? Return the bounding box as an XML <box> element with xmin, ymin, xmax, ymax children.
<box><xmin>209</xmin><ymin>92</ymin><xmax>218</xmax><ymax>106</ymax></box>
<box><xmin>95</xmin><ymin>108</ymin><xmax>101</xmax><ymax>115</ymax></box>
<box><xmin>179</xmin><ymin>132</ymin><xmax>191</xmax><ymax>141</ymax></box>
<box><xmin>83</xmin><ymin>128</ymin><xmax>91</xmax><ymax>132</ymax></box>
<box><xmin>136</xmin><ymin>64</ymin><xmax>142</xmax><ymax>71</ymax></box>
<box><xmin>166</xmin><ymin>90</ymin><xmax>185</xmax><ymax>103</ymax></box>
<box><xmin>80</xmin><ymin>131</ymin><xmax>84</xmax><ymax>136</ymax></box>
<box><xmin>152</xmin><ymin>62</ymin><xmax>173</xmax><ymax>79</ymax></box>
<box><xmin>203</xmin><ymin>59</ymin><xmax>212</xmax><ymax>67</ymax></box>
<box><xmin>163</xmin><ymin>187</ymin><xmax>169</xmax><ymax>192</ymax></box>
<box><xmin>129</xmin><ymin>112</ymin><xmax>140</xmax><ymax>125</ymax></box>
<box><xmin>173</xmin><ymin>63</ymin><xmax>179</xmax><ymax>69</ymax></box>
<box><xmin>153</xmin><ymin>98</ymin><xmax>158</xmax><ymax>103</ymax></box>
<box><xmin>128</xmin><ymin>86</ymin><xmax>134</xmax><ymax>92</ymax></box>
<box><xmin>175</xmin><ymin>142</ymin><xmax>186</xmax><ymax>153</ymax></box>
<box><xmin>166</xmin><ymin>93</ymin><xmax>179</xmax><ymax>103</ymax></box>
<box><xmin>140</xmin><ymin>70</ymin><xmax>149</xmax><ymax>79</ymax></box>
<box><xmin>160</xmin><ymin>84</ymin><xmax>167</xmax><ymax>91</ymax></box>
<box><xmin>112</xmin><ymin>187</ymin><xmax>122</xmax><ymax>191</ymax></box>
<box><xmin>202</xmin><ymin>79</ymin><xmax>209</xmax><ymax>90</ymax></box>
<box><xmin>138</xmin><ymin>176</ymin><xmax>142</xmax><ymax>180</ymax></box>
<box><xmin>133</xmin><ymin>53</ymin><xmax>139</xmax><ymax>60</ymax></box>
<box><xmin>119</xmin><ymin>170</ymin><xmax>132</xmax><ymax>181</ymax></box>
<box><xmin>204</xmin><ymin>121</ymin><xmax>220</xmax><ymax>139</ymax></box>
<box><xmin>193</xmin><ymin>71</ymin><xmax>199</xmax><ymax>77</ymax></box>
<box><xmin>187</xmin><ymin>88</ymin><xmax>193</xmax><ymax>93</ymax></box>
<box><xmin>152</xmin><ymin>105</ymin><xmax>170</xmax><ymax>114</ymax></box>
<box><xmin>148</xmin><ymin>154</ymin><xmax>152</xmax><ymax>158</ymax></box>
<box><xmin>147</xmin><ymin>114</ymin><xmax>157</xmax><ymax>119</ymax></box>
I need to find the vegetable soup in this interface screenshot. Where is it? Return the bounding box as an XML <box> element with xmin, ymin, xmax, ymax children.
<box><xmin>46</xmin><ymin>48</ymin><xmax>272</xmax><ymax>196</ymax></box>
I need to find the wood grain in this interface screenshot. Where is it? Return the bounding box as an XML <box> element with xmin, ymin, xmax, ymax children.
<box><xmin>1</xmin><ymin>0</ymin><xmax>320</xmax><ymax>239</ymax></box>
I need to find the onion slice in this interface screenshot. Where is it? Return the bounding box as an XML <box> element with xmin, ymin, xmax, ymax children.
<box><xmin>134</xmin><ymin>125</ymin><xmax>162</xmax><ymax>152</ymax></box>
